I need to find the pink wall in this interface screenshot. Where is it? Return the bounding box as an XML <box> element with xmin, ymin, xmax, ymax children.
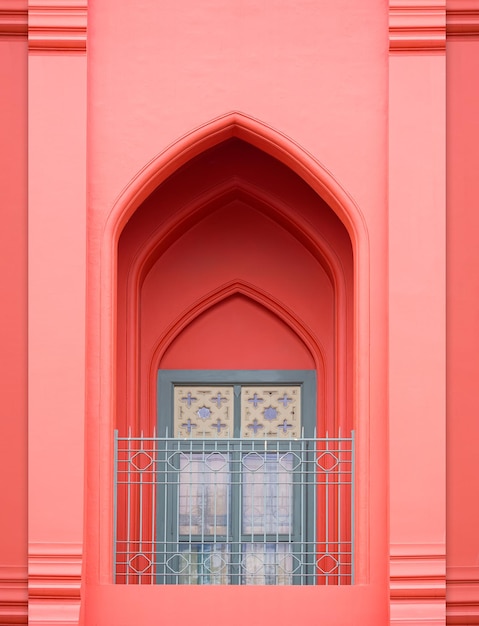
<box><xmin>28</xmin><ymin>51</ymin><xmax>86</xmax><ymax>624</ymax></box>
<box><xmin>85</xmin><ymin>1</ymin><xmax>389</xmax><ymax>623</ymax></box>
<box><xmin>4</xmin><ymin>1</ymin><xmax>478</xmax><ymax>625</ymax></box>
<box><xmin>446</xmin><ymin>36</ymin><xmax>479</xmax><ymax>624</ymax></box>
<box><xmin>87</xmin><ymin>0</ymin><xmax>388</xmax><ymax>219</ymax></box>
<box><xmin>389</xmin><ymin>52</ymin><xmax>447</xmax><ymax>624</ymax></box>
<box><xmin>0</xmin><ymin>22</ymin><xmax>28</xmax><ymax>626</ymax></box>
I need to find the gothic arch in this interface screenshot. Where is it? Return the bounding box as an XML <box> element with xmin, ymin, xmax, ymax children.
<box><xmin>121</xmin><ymin>177</ymin><xmax>349</xmax><ymax>435</ymax></box>
<box><xmin>105</xmin><ymin>111</ymin><xmax>368</xmax><ymax>251</ymax></box>
<box><xmin>91</xmin><ymin>113</ymin><xmax>371</xmax><ymax>584</ymax></box>
<box><xmin>146</xmin><ymin>280</ymin><xmax>328</xmax><ymax>431</ymax></box>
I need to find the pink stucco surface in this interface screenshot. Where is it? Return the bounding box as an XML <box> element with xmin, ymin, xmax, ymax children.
<box><xmin>389</xmin><ymin>53</ymin><xmax>446</xmax><ymax>544</ymax></box>
<box><xmin>28</xmin><ymin>54</ymin><xmax>86</xmax><ymax>543</ymax></box>
<box><xmin>84</xmin><ymin>2</ymin><xmax>389</xmax><ymax>623</ymax></box>
<box><xmin>446</xmin><ymin>37</ymin><xmax>479</xmax><ymax>623</ymax></box>
<box><xmin>0</xmin><ymin>30</ymin><xmax>27</xmax><ymax>592</ymax></box>
<box><xmin>1</xmin><ymin>0</ymin><xmax>479</xmax><ymax>624</ymax></box>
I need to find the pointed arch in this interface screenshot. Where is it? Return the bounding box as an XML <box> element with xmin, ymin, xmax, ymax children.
<box><xmin>91</xmin><ymin>112</ymin><xmax>371</xmax><ymax>584</ymax></box>
<box><xmin>105</xmin><ymin>111</ymin><xmax>368</xmax><ymax>252</ymax></box>
<box><xmin>122</xmin><ymin>177</ymin><xmax>348</xmax><ymax>435</ymax></box>
<box><xmin>146</xmin><ymin>280</ymin><xmax>328</xmax><ymax>431</ymax></box>
<box><xmin>106</xmin><ymin>114</ymin><xmax>368</xmax><ymax>441</ymax></box>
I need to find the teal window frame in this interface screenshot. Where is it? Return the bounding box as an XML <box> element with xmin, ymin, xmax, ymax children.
<box><xmin>156</xmin><ymin>370</ymin><xmax>317</xmax><ymax>585</ymax></box>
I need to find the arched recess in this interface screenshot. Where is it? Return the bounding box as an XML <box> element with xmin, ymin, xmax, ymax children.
<box><xmin>90</xmin><ymin>112</ymin><xmax>371</xmax><ymax>587</ymax></box>
<box><xmin>116</xmin><ymin>137</ymin><xmax>354</xmax><ymax>438</ymax></box>
<box><xmin>148</xmin><ymin>280</ymin><xmax>328</xmax><ymax>431</ymax></box>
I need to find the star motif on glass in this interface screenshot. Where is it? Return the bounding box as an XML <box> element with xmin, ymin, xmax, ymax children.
<box><xmin>197</xmin><ymin>406</ymin><xmax>211</xmax><ymax>420</ymax></box>
<box><xmin>263</xmin><ymin>406</ymin><xmax>278</xmax><ymax>421</ymax></box>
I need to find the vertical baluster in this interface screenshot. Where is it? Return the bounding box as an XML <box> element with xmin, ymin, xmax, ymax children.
<box><xmin>126</xmin><ymin>427</ymin><xmax>132</xmax><ymax>584</ymax></box>
<box><xmin>113</xmin><ymin>430</ymin><xmax>119</xmax><ymax>582</ymax></box>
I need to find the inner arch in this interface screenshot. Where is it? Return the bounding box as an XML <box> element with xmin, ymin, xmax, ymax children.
<box><xmin>116</xmin><ymin>138</ymin><xmax>353</xmax><ymax>436</ymax></box>
<box><xmin>160</xmin><ymin>294</ymin><xmax>316</xmax><ymax>370</ymax></box>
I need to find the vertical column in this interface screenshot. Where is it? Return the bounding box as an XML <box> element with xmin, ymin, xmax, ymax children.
<box><xmin>28</xmin><ymin>2</ymin><xmax>87</xmax><ymax>624</ymax></box>
<box><xmin>0</xmin><ymin>2</ymin><xmax>28</xmax><ymax>624</ymax></box>
<box><xmin>389</xmin><ymin>2</ymin><xmax>446</xmax><ymax>624</ymax></box>
<box><xmin>446</xmin><ymin>4</ymin><xmax>479</xmax><ymax>623</ymax></box>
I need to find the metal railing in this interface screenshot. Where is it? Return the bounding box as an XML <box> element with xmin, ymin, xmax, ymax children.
<box><xmin>113</xmin><ymin>430</ymin><xmax>355</xmax><ymax>585</ymax></box>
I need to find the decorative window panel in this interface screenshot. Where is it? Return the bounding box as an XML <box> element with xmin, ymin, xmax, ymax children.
<box><xmin>173</xmin><ymin>386</ymin><xmax>234</xmax><ymax>438</ymax></box>
<box><xmin>173</xmin><ymin>384</ymin><xmax>301</xmax><ymax>439</ymax></box>
<box><xmin>241</xmin><ymin>386</ymin><xmax>301</xmax><ymax>438</ymax></box>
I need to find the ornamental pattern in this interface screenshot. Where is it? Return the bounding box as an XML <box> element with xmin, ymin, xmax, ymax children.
<box><xmin>173</xmin><ymin>386</ymin><xmax>234</xmax><ymax>438</ymax></box>
<box><xmin>241</xmin><ymin>386</ymin><xmax>301</xmax><ymax>438</ymax></box>
<box><xmin>173</xmin><ymin>384</ymin><xmax>301</xmax><ymax>438</ymax></box>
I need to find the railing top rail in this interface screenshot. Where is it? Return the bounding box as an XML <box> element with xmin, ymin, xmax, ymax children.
<box><xmin>114</xmin><ymin>432</ymin><xmax>355</xmax><ymax>443</ymax></box>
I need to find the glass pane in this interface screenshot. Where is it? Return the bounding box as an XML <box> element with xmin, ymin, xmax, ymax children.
<box><xmin>241</xmin><ymin>386</ymin><xmax>301</xmax><ymax>438</ymax></box>
<box><xmin>178</xmin><ymin>453</ymin><xmax>230</xmax><ymax>536</ymax></box>
<box><xmin>241</xmin><ymin>543</ymin><xmax>293</xmax><ymax>585</ymax></box>
<box><xmin>177</xmin><ymin>544</ymin><xmax>230</xmax><ymax>585</ymax></box>
<box><xmin>242</xmin><ymin>453</ymin><xmax>293</xmax><ymax>535</ymax></box>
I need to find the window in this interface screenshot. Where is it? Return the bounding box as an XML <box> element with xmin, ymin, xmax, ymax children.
<box><xmin>113</xmin><ymin>370</ymin><xmax>354</xmax><ymax>585</ymax></box>
<box><xmin>156</xmin><ymin>371</ymin><xmax>315</xmax><ymax>585</ymax></box>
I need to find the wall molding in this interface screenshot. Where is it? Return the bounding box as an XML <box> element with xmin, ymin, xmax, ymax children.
<box><xmin>389</xmin><ymin>1</ymin><xmax>446</xmax><ymax>53</ymax></box>
<box><xmin>28</xmin><ymin>543</ymin><xmax>82</xmax><ymax>625</ymax></box>
<box><xmin>0</xmin><ymin>1</ymin><xmax>27</xmax><ymax>37</ymax></box>
<box><xmin>28</xmin><ymin>0</ymin><xmax>86</xmax><ymax>52</ymax></box>
<box><xmin>390</xmin><ymin>544</ymin><xmax>446</xmax><ymax>624</ymax></box>
<box><xmin>0</xmin><ymin>566</ymin><xmax>28</xmax><ymax>625</ymax></box>
<box><xmin>447</xmin><ymin>1</ymin><xmax>479</xmax><ymax>38</ymax></box>
<box><xmin>446</xmin><ymin>566</ymin><xmax>479</xmax><ymax>625</ymax></box>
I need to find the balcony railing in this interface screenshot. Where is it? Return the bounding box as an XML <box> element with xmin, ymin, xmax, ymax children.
<box><xmin>113</xmin><ymin>431</ymin><xmax>355</xmax><ymax>585</ymax></box>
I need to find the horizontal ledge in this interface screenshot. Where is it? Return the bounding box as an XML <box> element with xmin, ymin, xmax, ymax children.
<box><xmin>28</xmin><ymin>543</ymin><xmax>83</xmax><ymax>557</ymax></box>
<box><xmin>389</xmin><ymin>5</ymin><xmax>479</xmax><ymax>45</ymax></box>
<box><xmin>390</xmin><ymin>547</ymin><xmax>446</xmax><ymax>600</ymax></box>
<box><xmin>390</xmin><ymin>584</ymin><xmax>446</xmax><ymax>600</ymax></box>
<box><xmin>446</xmin><ymin>568</ymin><xmax>479</xmax><ymax>611</ymax></box>
<box><xmin>446</xmin><ymin>608</ymin><xmax>479</xmax><ymax>626</ymax></box>
<box><xmin>28</xmin><ymin>584</ymin><xmax>82</xmax><ymax>601</ymax></box>
<box><xmin>28</xmin><ymin>543</ymin><xmax>82</xmax><ymax>602</ymax></box>
<box><xmin>0</xmin><ymin>566</ymin><xmax>28</xmax><ymax>626</ymax></box>
<box><xmin>28</xmin><ymin>39</ymin><xmax>86</xmax><ymax>51</ymax></box>
<box><xmin>389</xmin><ymin>38</ymin><xmax>446</xmax><ymax>52</ymax></box>
<box><xmin>0</xmin><ymin>610</ymin><xmax>27</xmax><ymax>626</ymax></box>
<box><xmin>390</xmin><ymin>5</ymin><xmax>446</xmax><ymax>51</ymax></box>
<box><xmin>0</xmin><ymin>9</ymin><xmax>28</xmax><ymax>36</ymax></box>
<box><xmin>447</xmin><ymin>10</ymin><xmax>479</xmax><ymax>36</ymax></box>
<box><xmin>28</xmin><ymin>5</ymin><xmax>86</xmax><ymax>51</ymax></box>
<box><xmin>447</xmin><ymin>565</ymin><xmax>479</xmax><ymax>582</ymax></box>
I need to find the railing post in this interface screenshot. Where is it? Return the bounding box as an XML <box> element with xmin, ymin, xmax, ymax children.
<box><xmin>113</xmin><ymin>429</ymin><xmax>119</xmax><ymax>583</ymax></box>
<box><xmin>351</xmin><ymin>429</ymin><xmax>355</xmax><ymax>585</ymax></box>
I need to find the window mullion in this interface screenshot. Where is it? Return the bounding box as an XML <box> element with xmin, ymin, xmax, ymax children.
<box><xmin>230</xmin><ymin>385</ymin><xmax>242</xmax><ymax>584</ymax></box>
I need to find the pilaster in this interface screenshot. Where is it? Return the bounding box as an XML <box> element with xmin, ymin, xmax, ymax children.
<box><xmin>390</xmin><ymin>0</ymin><xmax>446</xmax><ymax>52</ymax></box>
<box><xmin>28</xmin><ymin>544</ymin><xmax>82</xmax><ymax>626</ymax></box>
<box><xmin>28</xmin><ymin>0</ymin><xmax>86</xmax><ymax>52</ymax></box>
